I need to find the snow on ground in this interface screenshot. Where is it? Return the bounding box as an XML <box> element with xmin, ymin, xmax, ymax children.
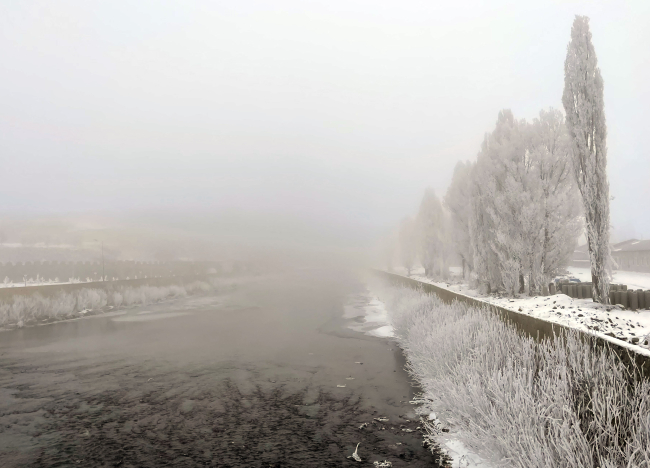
<box><xmin>567</xmin><ymin>266</ymin><xmax>650</xmax><ymax>290</ymax></box>
<box><xmin>440</xmin><ymin>437</ymin><xmax>495</xmax><ymax>468</ymax></box>
<box><xmin>390</xmin><ymin>266</ymin><xmax>650</xmax><ymax>355</ymax></box>
<box><xmin>343</xmin><ymin>291</ymin><xmax>395</xmax><ymax>338</ymax></box>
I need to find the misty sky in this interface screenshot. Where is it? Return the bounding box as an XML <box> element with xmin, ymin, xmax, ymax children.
<box><xmin>1</xmin><ymin>0</ymin><xmax>649</xmax><ymax>242</ymax></box>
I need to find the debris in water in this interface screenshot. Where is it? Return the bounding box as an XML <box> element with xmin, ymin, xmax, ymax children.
<box><xmin>402</xmin><ymin>428</ymin><xmax>414</xmax><ymax>433</ymax></box>
<box><xmin>345</xmin><ymin>377</ymin><xmax>355</xmax><ymax>380</ymax></box>
<box><xmin>347</xmin><ymin>443</ymin><xmax>362</xmax><ymax>462</ymax></box>
<box><xmin>374</xmin><ymin>417</ymin><xmax>389</xmax><ymax>422</ymax></box>
<box><xmin>358</xmin><ymin>423</ymin><xmax>369</xmax><ymax>429</ymax></box>
<box><xmin>373</xmin><ymin>461</ymin><xmax>392</xmax><ymax>468</ymax></box>
<box><xmin>354</xmin><ymin>362</ymin><xmax>363</xmax><ymax>365</ymax></box>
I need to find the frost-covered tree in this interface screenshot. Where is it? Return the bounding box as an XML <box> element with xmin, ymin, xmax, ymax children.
<box><xmin>398</xmin><ymin>217</ymin><xmax>417</xmax><ymax>276</ymax></box>
<box><xmin>468</xmin><ymin>109</ymin><xmax>581</xmax><ymax>297</ymax></box>
<box><xmin>528</xmin><ymin>109</ymin><xmax>582</xmax><ymax>292</ymax></box>
<box><xmin>444</xmin><ymin>161</ymin><xmax>474</xmax><ymax>278</ymax></box>
<box><xmin>562</xmin><ymin>15</ymin><xmax>611</xmax><ymax>303</ymax></box>
<box><xmin>475</xmin><ymin>110</ymin><xmax>530</xmax><ymax>296</ymax></box>
<box><xmin>416</xmin><ymin>189</ymin><xmax>448</xmax><ymax>278</ymax></box>
<box><xmin>469</xmin><ymin>140</ymin><xmax>501</xmax><ymax>293</ymax></box>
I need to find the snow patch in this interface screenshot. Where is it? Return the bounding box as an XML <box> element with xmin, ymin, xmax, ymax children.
<box><xmin>344</xmin><ymin>292</ymin><xmax>394</xmax><ymax>338</ymax></box>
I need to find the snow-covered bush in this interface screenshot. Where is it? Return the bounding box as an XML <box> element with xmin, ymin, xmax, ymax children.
<box><xmin>110</xmin><ymin>291</ymin><xmax>123</xmax><ymax>308</ymax></box>
<box><xmin>76</xmin><ymin>288</ymin><xmax>107</xmax><ymax>311</ymax></box>
<box><xmin>185</xmin><ymin>281</ymin><xmax>211</xmax><ymax>293</ymax></box>
<box><xmin>382</xmin><ymin>284</ymin><xmax>650</xmax><ymax>468</ymax></box>
<box><xmin>50</xmin><ymin>291</ymin><xmax>76</xmax><ymax>317</ymax></box>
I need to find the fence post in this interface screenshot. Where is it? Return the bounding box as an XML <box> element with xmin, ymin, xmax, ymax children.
<box><xmin>549</xmin><ymin>283</ymin><xmax>556</xmax><ymax>295</ymax></box>
<box><xmin>628</xmin><ymin>290</ymin><xmax>638</xmax><ymax>311</ymax></box>
<box><xmin>637</xmin><ymin>289</ymin><xmax>645</xmax><ymax>310</ymax></box>
<box><xmin>621</xmin><ymin>290</ymin><xmax>628</xmax><ymax>309</ymax></box>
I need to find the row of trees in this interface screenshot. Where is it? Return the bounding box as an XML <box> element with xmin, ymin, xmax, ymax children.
<box><xmin>397</xmin><ymin>16</ymin><xmax>612</xmax><ymax>302</ymax></box>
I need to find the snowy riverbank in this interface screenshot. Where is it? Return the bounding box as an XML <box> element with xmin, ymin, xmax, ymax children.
<box><xmin>391</xmin><ymin>267</ymin><xmax>650</xmax><ymax>354</ymax></box>
<box><xmin>0</xmin><ymin>278</ymin><xmax>235</xmax><ymax>330</ymax></box>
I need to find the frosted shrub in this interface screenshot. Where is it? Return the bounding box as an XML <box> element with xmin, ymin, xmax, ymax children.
<box><xmin>185</xmin><ymin>281</ymin><xmax>210</xmax><ymax>293</ymax></box>
<box><xmin>110</xmin><ymin>292</ymin><xmax>123</xmax><ymax>308</ymax></box>
<box><xmin>382</xmin><ymin>284</ymin><xmax>650</xmax><ymax>468</ymax></box>
<box><xmin>123</xmin><ymin>287</ymin><xmax>146</xmax><ymax>306</ymax></box>
<box><xmin>0</xmin><ymin>302</ymin><xmax>12</xmax><ymax>326</ymax></box>
<box><xmin>167</xmin><ymin>285</ymin><xmax>188</xmax><ymax>297</ymax></box>
<box><xmin>50</xmin><ymin>291</ymin><xmax>76</xmax><ymax>317</ymax></box>
<box><xmin>76</xmin><ymin>289</ymin><xmax>107</xmax><ymax>311</ymax></box>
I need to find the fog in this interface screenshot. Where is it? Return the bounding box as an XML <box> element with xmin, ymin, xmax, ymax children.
<box><xmin>1</xmin><ymin>0</ymin><xmax>649</xmax><ymax>261</ymax></box>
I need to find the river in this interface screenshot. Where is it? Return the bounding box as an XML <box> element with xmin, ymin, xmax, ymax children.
<box><xmin>0</xmin><ymin>269</ymin><xmax>444</xmax><ymax>467</ymax></box>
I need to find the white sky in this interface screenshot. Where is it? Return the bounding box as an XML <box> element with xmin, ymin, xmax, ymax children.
<box><xmin>1</xmin><ymin>0</ymin><xmax>648</xmax><ymax>242</ymax></box>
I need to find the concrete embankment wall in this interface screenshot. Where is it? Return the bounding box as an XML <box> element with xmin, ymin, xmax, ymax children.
<box><xmin>0</xmin><ymin>274</ymin><xmax>217</xmax><ymax>302</ymax></box>
<box><xmin>373</xmin><ymin>270</ymin><xmax>650</xmax><ymax>377</ymax></box>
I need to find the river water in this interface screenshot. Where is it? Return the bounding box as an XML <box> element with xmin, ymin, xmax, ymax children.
<box><xmin>0</xmin><ymin>269</ymin><xmax>446</xmax><ymax>467</ymax></box>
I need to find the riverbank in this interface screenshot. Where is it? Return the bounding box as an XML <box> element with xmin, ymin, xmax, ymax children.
<box><xmin>391</xmin><ymin>267</ymin><xmax>650</xmax><ymax>354</ymax></box>
<box><xmin>0</xmin><ymin>276</ymin><xmax>240</xmax><ymax>330</ymax></box>
<box><xmin>374</xmin><ymin>280</ymin><xmax>650</xmax><ymax>468</ymax></box>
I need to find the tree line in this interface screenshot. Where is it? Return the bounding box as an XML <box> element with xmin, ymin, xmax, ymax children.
<box><xmin>397</xmin><ymin>16</ymin><xmax>612</xmax><ymax>303</ymax></box>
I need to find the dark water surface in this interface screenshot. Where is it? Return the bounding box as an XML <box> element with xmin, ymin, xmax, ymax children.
<box><xmin>0</xmin><ymin>269</ymin><xmax>444</xmax><ymax>467</ymax></box>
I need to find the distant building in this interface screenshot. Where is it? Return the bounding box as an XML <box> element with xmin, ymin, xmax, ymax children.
<box><xmin>571</xmin><ymin>239</ymin><xmax>650</xmax><ymax>272</ymax></box>
<box><xmin>611</xmin><ymin>239</ymin><xmax>650</xmax><ymax>272</ymax></box>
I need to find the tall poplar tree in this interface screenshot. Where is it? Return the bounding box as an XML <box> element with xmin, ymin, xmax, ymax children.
<box><xmin>562</xmin><ymin>15</ymin><xmax>611</xmax><ymax>303</ymax></box>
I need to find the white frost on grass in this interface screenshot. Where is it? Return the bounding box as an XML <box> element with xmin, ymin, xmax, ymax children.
<box><xmin>380</xmin><ymin>284</ymin><xmax>650</xmax><ymax>468</ymax></box>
